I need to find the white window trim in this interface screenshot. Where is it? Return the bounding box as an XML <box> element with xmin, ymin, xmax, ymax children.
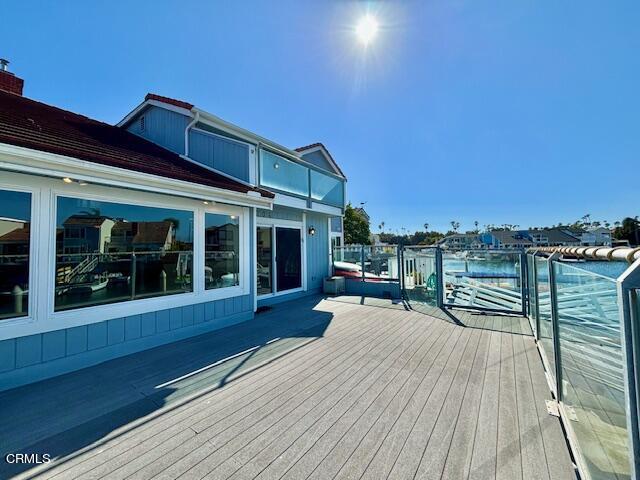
<box><xmin>255</xmin><ymin>216</ymin><xmax>307</xmax><ymax>300</ymax></box>
<box><xmin>0</xmin><ymin>171</ymin><xmax>250</xmax><ymax>340</ymax></box>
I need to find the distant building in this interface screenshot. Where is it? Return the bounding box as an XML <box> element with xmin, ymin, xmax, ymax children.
<box><xmin>437</xmin><ymin>233</ymin><xmax>482</xmax><ymax>250</ymax></box>
<box><xmin>482</xmin><ymin>231</ymin><xmax>533</xmax><ymax>250</ymax></box>
<box><xmin>354</xmin><ymin>207</ymin><xmax>370</xmax><ymax>223</ymax></box>
<box><xmin>527</xmin><ymin>228</ymin><xmax>581</xmax><ymax>247</ymax></box>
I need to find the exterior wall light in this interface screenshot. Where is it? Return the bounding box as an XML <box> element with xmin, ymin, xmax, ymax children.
<box><xmin>62</xmin><ymin>177</ymin><xmax>73</xmax><ymax>183</ymax></box>
<box><xmin>308</xmin><ymin>226</ymin><xmax>316</xmax><ymax>236</ymax></box>
<box><xmin>274</xmin><ymin>162</ymin><xmax>280</xmax><ymax>169</ymax></box>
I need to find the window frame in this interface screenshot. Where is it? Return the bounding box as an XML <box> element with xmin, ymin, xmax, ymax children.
<box><xmin>0</xmin><ymin>181</ymin><xmax>40</xmax><ymax>327</ymax></box>
<box><xmin>0</xmin><ymin>171</ymin><xmax>250</xmax><ymax>340</ymax></box>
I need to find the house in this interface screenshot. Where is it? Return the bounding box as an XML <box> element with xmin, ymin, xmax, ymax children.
<box><xmin>0</xmin><ymin>63</ymin><xmax>346</xmax><ymax>391</ymax></box>
<box><xmin>481</xmin><ymin>230</ymin><xmax>533</xmax><ymax>249</ymax></box>
<box><xmin>437</xmin><ymin>233</ymin><xmax>482</xmax><ymax>250</ymax></box>
<box><xmin>579</xmin><ymin>227</ymin><xmax>613</xmax><ymax>246</ymax></box>
<box><xmin>527</xmin><ymin>228</ymin><xmax>581</xmax><ymax>247</ymax></box>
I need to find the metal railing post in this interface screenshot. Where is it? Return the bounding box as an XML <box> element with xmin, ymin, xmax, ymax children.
<box><xmin>361</xmin><ymin>245</ymin><xmax>365</xmax><ymax>282</ymax></box>
<box><xmin>533</xmin><ymin>253</ymin><xmax>541</xmax><ymax>340</ymax></box>
<box><xmin>617</xmin><ymin>258</ymin><xmax>640</xmax><ymax>479</ymax></box>
<box><xmin>398</xmin><ymin>245</ymin><xmax>404</xmax><ymax>293</ymax></box>
<box><xmin>435</xmin><ymin>247</ymin><xmax>444</xmax><ymax>308</ymax></box>
<box><xmin>547</xmin><ymin>252</ymin><xmax>563</xmax><ymax>400</ymax></box>
<box><xmin>520</xmin><ymin>252</ymin><xmax>528</xmax><ymax>317</ymax></box>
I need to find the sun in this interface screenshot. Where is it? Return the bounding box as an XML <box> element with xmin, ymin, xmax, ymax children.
<box><xmin>355</xmin><ymin>15</ymin><xmax>379</xmax><ymax>46</ymax></box>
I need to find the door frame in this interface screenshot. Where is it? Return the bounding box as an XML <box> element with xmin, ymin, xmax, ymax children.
<box><xmin>256</xmin><ymin>217</ymin><xmax>306</xmax><ymax>301</ymax></box>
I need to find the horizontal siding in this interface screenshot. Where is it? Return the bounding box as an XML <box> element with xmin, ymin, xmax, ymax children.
<box><xmin>189</xmin><ymin>130</ymin><xmax>250</xmax><ymax>182</ymax></box>
<box><xmin>127</xmin><ymin>106</ymin><xmax>190</xmax><ymax>155</ymax></box>
<box><xmin>0</xmin><ymin>295</ymin><xmax>254</xmax><ymax>392</ymax></box>
<box><xmin>257</xmin><ymin>206</ymin><xmax>303</xmax><ymax>222</ymax></box>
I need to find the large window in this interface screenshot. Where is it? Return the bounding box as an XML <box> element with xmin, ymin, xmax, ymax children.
<box><xmin>205</xmin><ymin>213</ymin><xmax>240</xmax><ymax>290</ymax></box>
<box><xmin>0</xmin><ymin>189</ymin><xmax>31</xmax><ymax>320</ymax></box>
<box><xmin>55</xmin><ymin>197</ymin><xmax>194</xmax><ymax>312</ymax></box>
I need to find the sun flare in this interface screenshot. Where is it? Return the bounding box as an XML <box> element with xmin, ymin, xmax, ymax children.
<box><xmin>355</xmin><ymin>15</ymin><xmax>379</xmax><ymax>46</ymax></box>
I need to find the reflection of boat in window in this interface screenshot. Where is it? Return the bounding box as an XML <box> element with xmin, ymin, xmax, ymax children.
<box><xmin>66</xmin><ymin>274</ymin><xmax>109</xmax><ymax>295</ymax></box>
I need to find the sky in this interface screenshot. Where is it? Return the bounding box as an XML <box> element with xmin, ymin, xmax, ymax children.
<box><xmin>2</xmin><ymin>1</ymin><xmax>638</xmax><ymax>234</ymax></box>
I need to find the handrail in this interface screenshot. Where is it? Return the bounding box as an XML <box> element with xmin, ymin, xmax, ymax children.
<box><xmin>533</xmin><ymin>246</ymin><xmax>640</xmax><ymax>263</ymax></box>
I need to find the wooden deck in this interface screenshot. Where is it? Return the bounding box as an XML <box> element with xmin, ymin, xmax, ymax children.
<box><xmin>0</xmin><ymin>295</ymin><xmax>576</xmax><ymax>480</ymax></box>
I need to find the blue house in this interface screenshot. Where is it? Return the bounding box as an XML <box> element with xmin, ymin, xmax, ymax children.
<box><xmin>0</xmin><ymin>67</ymin><xmax>345</xmax><ymax>391</ymax></box>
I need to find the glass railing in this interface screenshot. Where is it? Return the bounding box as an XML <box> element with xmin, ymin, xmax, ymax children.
<box><xmin>329</xmin><ymin>244</ymin><xmax>640</xmax><ymax>479</ymax></box>
<box><xmin>442</xmin><ymin>250</ymin><xmax>523</xmax><ymax>313</ymax></box>
<box><xmin>259</xmin><ymin>149</ymin><xmax>345</xmax><ymax>208</ymax></box>
<box><xmin>536</xmin><ymin>255</ymin><xmax>556</xmax><ymax>386</ymax></box>
<box><xmin>259</xmin><ymin>150</ymin><xmax>309</xmax><ymax>197</ymax></box>
<box><xmin>527</xmin><ymin>255</ymin><xmax>639</xmax><ymax>480</ymax></box>
<box><xmin>555</xmin><ymin>262</ymin><xmax>629</xmax><ymax>479</ymax></box>
<box><xmin>402</xmin><ymin>246</ymin><xmax>438</xmax><ymax>306</ymax></box>
<box><xmin>332</xmin><ymin>245</ymin><xmax>399</xmax><ymax>282</ymax></box>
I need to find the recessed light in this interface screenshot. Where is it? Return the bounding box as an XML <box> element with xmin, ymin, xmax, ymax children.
<box><xmin>62</xmin><ymin>177</ymin><xmax>73</xmax><ymax>183</ymax></box>
<box><xmin>203</xmin><ymin>201</ymin><xmax>209</xmax><ymax>205</ymax></box>
<box><xmin>274</xmin><ymin>163</ymin><xmax>280</xmax><ymax>169</ymax></box>
<box><xmin>79</xmin><ymin>181</ymin><xmax>89</xmax><ymax>186</ymax></box>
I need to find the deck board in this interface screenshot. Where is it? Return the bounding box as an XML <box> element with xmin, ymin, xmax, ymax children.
<box><xmin>0</xmin><ymin>295</ymin><xmax>575</xmax><ymax>480</ymax></box>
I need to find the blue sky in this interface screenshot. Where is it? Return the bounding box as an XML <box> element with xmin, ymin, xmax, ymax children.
<box><xmin>2</xmin><ymin>1</ymin><xmax>637</xmax><ymax>234</ymax></box>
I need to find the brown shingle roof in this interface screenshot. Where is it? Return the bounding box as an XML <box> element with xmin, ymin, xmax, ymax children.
<box><xmin>0</xmin><ymin>226</ymin><xmax>30</xmax><ymax>242</ymax></box>
<box><xmin>0</xmin><ymin>91</ymin><xmax>273</xmax><ymax>198</ymax></box>
<box><xmin>144</xmin><ymin>93</ymin><xmax>194</xmax><ymax>111</ymax></box>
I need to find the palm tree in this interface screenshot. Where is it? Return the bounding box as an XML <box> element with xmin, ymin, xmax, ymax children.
<box><xmin>423</xmin><ymin>222</ymin><xmax>429</xmax><ymax>232</ymax></box>
<box><xmin>378</xmin><ymin>221</ymin><xmax>385</xmax><ymax>233</ymax></box>
<box><xmin>474</xmin><ymin>220</ymin><xmax>479</xmax><ymax>233</ymax></box>
<box><xmin>582</xmin><ymin>214</ymin><xmax>591</xmax><ymax>227</ymax></box>
<box><xmin>450</xmin><ymin>221</ymin><xmax>460</xmax><ymax>233</ymax></box>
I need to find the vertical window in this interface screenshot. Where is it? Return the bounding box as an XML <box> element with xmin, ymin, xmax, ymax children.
<box><xmin>55</xmin><ymin>197</ymin><xmax>193</xmax><ymax>311</ymax></box>
<box><xmin>257</xmin><ymin>226</ymin><xmax>273</xmax><ymax>295</ymax></box>
<box><xmin>204</xmin><ymin>213</ymin><xmax>240</xmax><ymax>290</ymax></box>
<box><xmin>0</xmin><ymin>189</ymin><xmax>31</xmax><ymax>320</ymax></box>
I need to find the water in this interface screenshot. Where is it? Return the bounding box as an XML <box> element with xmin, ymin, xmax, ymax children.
<box><xmin>444</xmin><ymin>255</ymin><xmax>627</xmax><ymax>280</ymax></box>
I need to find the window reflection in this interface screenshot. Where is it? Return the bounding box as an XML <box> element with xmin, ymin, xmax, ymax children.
<box><xmin>0</xmin><ymin>190</ymin><xmax>31</xmax><ymax>319</ymax></box>
<box><xmin>205</xmin><ymin>213</ymin><xmax>240</xmax><ymax>289</ymax></box>
<box><xmin>55</xmin><ymin>197</ymin><xmax>193</xmax><ymax>311</ymax></box>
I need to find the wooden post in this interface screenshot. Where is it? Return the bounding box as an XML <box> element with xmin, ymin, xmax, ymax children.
<box><xmin>161</xmin><ymin>270</ymin><xmax>167</xmax><ymax>293</ymax></box>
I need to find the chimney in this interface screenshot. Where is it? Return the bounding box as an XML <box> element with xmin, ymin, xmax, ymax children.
<box><xmin>0</xmin><ymin>59</ymin><xmax>24</xmax><ymax>96</ymax></box>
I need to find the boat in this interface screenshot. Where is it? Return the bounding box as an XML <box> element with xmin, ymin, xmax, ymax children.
<box><xmin>66</xmin><ymin>276</ymin><xmax>109</xmax><ymax>295</ymax></box>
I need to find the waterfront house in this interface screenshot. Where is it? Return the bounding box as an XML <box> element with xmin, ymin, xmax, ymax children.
<box><xmin>0</xmin><ymin>65</ymin><xmax>346</xmax><ymax>390</ymax></box>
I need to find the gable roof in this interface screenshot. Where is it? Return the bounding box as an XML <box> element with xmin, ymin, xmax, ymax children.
<box><xmin>144</xmin><ymin>93</ymin><xmax>194</xmax><ymax>111</ymax></box>
<box><xmin>0</xmin><ymin>90</ymin><xmax>273</xmax><ymax>199</ymax></box>
<box><xmin>295</xmin><ymin>143</ymin><xmax>346</xmax><ymax>178</ymax></box>
<box><xmin>0</xmin><ymin>225</ymin><xmax>30</xmax><ymax>243</ymax></box>
<box><xmin>528</xmin><ymin>228</ymin><xmax>580</xmax><ymax>244</ymax></box>
<box><xmin>489</xmin><ymin>230</ymin><xmax>533</xmax><ymax>245</ymax></box>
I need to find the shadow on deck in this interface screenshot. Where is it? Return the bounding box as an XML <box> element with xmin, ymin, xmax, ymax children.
<box><xmin>0</xmin><ymin>295</ymin><xmax>334</xmax><ymax>478</ymax></box>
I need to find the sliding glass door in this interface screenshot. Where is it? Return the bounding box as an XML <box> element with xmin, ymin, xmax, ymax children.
<box><xmin>257</xmin><ymin>226</ymin><xmax>273</xmax><ymax>295</ymax></box>
<box><xmin>276</xmin><ymin>227</ymin><xmax>301</xmax><ymax>292</ymax></box>
<box><xmin>256</xmin><ymin>225</ymin><xmax>302</xmax><ymax>296</ymax></box>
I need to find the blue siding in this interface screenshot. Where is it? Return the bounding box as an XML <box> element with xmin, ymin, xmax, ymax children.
<box><xmin>300</xmin><ymin>150</ymin><xmax>335</xmax><ymax>174</ymax></box>
<box><xmin>0</xmin><ymin>295</ymin><xmax>254</xmax><ymax>392</ymax></box>
<box><xmin>127</xmin><ymin>106</ymin><xmax>190</xmax><ymax>155</ymax></box>
<box><xmin>189</xmin><ymin>130</ymin><xmax>250</xmax><ymax>182</ymax></box>
<box><xmin>306</xmin><ymin>212</ymin><xmax>330</xmax><ymax>291</ymax></box>
<box><xmin>257</xmin><ymin>206</ymin><xmax>303</xmax><ymax>222</ymax></box>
